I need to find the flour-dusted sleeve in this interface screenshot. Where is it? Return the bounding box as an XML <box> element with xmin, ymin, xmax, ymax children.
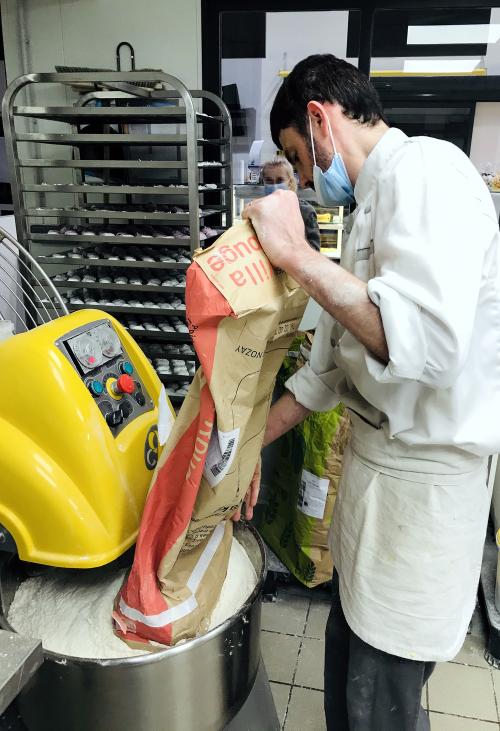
<box><xmin>285</xmin><ymin>309</ymin><xmax>341</xmax><ymax>412</ymax></box>
<box><xmin>366</xmin><ymin>140</ymin><xmax>491</xmax><ymax>389</ymax></box>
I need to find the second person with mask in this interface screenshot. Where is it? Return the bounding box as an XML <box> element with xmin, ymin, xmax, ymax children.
<box><xmin>260</xmin><ymin>157</ymin><xmax>321</xmax><ymax>251</ymax></box>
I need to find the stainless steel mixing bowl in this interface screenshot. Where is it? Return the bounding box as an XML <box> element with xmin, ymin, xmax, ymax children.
<box><xmin>0</xmin><ymin>523</ymin><xmax>265</xmax><ymax>731</ymax></box>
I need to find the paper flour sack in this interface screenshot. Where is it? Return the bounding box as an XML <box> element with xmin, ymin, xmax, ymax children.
<box><xmin>114</xmin><ymin>222</ymin><xmax>308</xmax><ymax>647</ymax></box>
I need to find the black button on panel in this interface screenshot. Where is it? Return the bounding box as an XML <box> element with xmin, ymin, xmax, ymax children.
<box><xmin>120</xmin><ymin>400</ymin><xmax>133</xmax><ymax>419</ymax></box>
<box><xmin>106</xmin><ymin>409</ymin><xmax>123</xmax><ymax>428</ymax></box>
<box><xmin>98</xmin><ymin>400</ymin><xmax>112</xmax><ymax>419</ymax></box>
<box><xmin>135</xmin><ymin>392</ymin><xmax>146</xmax><ymax>407</ymax></box>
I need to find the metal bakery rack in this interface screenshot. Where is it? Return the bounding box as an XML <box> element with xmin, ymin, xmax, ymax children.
<box><xmin>2</xmin><ymin>71</ymin><xmax>233</xmax><ymax>406</ymax></box>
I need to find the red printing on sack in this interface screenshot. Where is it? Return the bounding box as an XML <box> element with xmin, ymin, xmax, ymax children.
<box><xmin>114</xmin><ymin>263</ymin><xmax>236</xmax><ymax>647</ymax></box>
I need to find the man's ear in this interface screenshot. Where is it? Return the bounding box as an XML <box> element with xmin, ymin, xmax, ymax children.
<box><xmin>306</xmin><ymin>100</ymin><xmax>330</xmax><ymax>141</ymax></box>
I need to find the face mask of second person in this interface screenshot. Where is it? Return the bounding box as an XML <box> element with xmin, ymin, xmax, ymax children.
<box><xmin>264</xmin><ymin>182</ymin><xmax>288</xmax><ymax>196</ymax></box>
<box><xmin>308</xmin><ymin>114</ymin><xmax>355</xmax><ymax>207</ymax></box>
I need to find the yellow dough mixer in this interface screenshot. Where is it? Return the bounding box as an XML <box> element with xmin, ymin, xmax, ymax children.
<box><xmin>0</xmin><ymin>226</ymin><xmax>164</xmax><ymax>569</ymax></box>
<box><xmin>0</xmin><ymin>311</ymin><xmax>164</xmax><ymax>569</ymax></box>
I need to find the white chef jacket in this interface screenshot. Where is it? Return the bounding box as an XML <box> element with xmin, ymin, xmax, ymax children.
<box><xmin>286</xmin><ymin>128</ymin><xmax>500</xmax><ymax>661</ymax></box>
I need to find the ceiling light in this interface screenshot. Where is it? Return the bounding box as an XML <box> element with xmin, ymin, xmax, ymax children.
<box><xmin>403</xmin><ymin>59</ymin><xmax>481</xmax><ymax>73</ymax></box>
<box><xmin>408</xmin><ymin>24</ymin><xmax>500</xmax><ymax>45</ymax></box>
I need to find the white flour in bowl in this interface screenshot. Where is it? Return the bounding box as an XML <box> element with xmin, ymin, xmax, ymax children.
<box><xmin>8</xmin><ymin>536</ymin><xmax>257</xmax><ymax>660</ymax></box>
<box><xmin>208</xmin><ymin>535</ymin><xmax>257</xmax><ymax>629</ymax></box>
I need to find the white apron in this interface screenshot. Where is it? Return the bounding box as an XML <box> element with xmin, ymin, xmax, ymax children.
<box><xmin>331</xmin><ymin>413</ymin><xmax>490</xmax><ymax>662</ymax></box>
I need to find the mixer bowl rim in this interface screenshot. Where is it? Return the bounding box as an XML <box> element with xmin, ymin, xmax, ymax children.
<box><xmin>1</xmin><ymin>521</ymin><xmax>266</xmax><ymax>667</ymax></box>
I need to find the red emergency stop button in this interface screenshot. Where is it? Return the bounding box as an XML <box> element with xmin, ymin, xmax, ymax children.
<box><xmin>113</xmin><ymin>374</ymin><xmax>135</xmax><ymax>395</ymax></box>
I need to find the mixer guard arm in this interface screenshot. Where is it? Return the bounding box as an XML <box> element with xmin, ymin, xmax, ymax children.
<box><xmin>0</xmin><ymin>224</ymin><xmax>68</xmax><ymax>328</ymax></box>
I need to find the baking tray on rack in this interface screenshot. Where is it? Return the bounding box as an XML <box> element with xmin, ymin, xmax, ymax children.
<box><xmin>64</xmin><ymin>303</ymin><xmax>187</xmax><ymax>317</ymax></box>
<box><xmin>13</xmin><ymin>106</ymin><xmax>225</xmax><ymax>124</ymax></box>
<box><xmin>52</xmin><ymin>280</ymin><xmax>186</xmax><ymax>294</ymax></box>
<box><xmin>23</xmin><ymin>184</ymin><xmax>229</xmax><ymax>195</ymax></box>
<box><xmin>29</xmin><ymin>225</ymin><xmax>224</xmax><ymax>249</ymax></box>
<box><xmin>36</xmin><ymin>256</ymin><xmax>190</xmax><ymax>270</ymax></box>
<box><xmin>26</xmin><ymin>207</ymin><xmax>227</xmax><ymax>221</ymax></box>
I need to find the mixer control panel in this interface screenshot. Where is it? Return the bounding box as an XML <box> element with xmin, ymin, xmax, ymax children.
<box><xmin>56</xmin><ymin>319</ymin><xmax>154</xmax><ymax>437</ymax></box>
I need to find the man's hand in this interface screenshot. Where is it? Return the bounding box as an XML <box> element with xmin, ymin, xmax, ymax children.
<box><xmin>232</xmin><ymin>458</ymin><xmax>261</xmax><ymax>522</ymax></box>
<box><xmin>242</xmin><ymin>189</ymin><xmax>310</xmax><ymax>270</ymax></box>
<box><xmin>231</xmin><ymin>392</ymin><xmax>310</xmax><ymax>522</ymax></box>
<box><xmin>245</xmin><ymin>190</ymin><xmax>389</xmax><ymax>364</ymax></box>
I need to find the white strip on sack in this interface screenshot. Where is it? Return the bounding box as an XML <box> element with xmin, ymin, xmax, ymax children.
<box><xmin>297</xmin><ymin>469</ymin><xmax>330</xmax><ymax>520</ymax></box>
<box><xmin>186</xmin><ymin>522</ymin><xmax>226</xmax><ymax>593</ymax></box>
<box><xmin>119</xmin><ymin>594</ymin><xmax>198</xmax><ymax>628</ymax></box>
<box><xmin>203</xmin><ymin>427</ymin><xmax>240</xmax><ymax>487</ymax></box>
<box><xmin>158</xmin><ymin>385</ymin><xmax>175</xmax><ymax>447</ymax></box>
<box><xmin>119</xmin><ymin>523</ymin><xmax>226</xmax><ymax>627</ymax></box>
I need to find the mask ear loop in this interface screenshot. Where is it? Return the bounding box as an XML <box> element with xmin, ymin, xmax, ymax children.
<box><xmin>325</xmin><ymin>115</ymin><xmax>338</xmax><ymax>157</ymax></box>
<box><xmin>308</xmin><ymin>115</ymin><xmax>318</xmax><ymax>167</ymax></box>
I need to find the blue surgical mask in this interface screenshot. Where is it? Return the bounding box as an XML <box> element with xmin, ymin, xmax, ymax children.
<box><xmin>308</xmin><ymin>115</ymin><xmax>355</xmax><ymax>207</ymax></box>
<box><xmin>264</xmin><ymin>182</ymin><xmax>288</xmax><ymax>196</ymax></box>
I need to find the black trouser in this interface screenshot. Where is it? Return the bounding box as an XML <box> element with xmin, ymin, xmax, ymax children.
<box><xmin>324</xmin><ymin>572</ymin><xmax>435</xmax><ymax>731</ymax></box>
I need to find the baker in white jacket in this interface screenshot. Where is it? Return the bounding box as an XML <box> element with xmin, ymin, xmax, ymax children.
<box><xmin>241</xmin><ymin>54</ymin><xmax>500</xmax><ymax>731</ymax></box>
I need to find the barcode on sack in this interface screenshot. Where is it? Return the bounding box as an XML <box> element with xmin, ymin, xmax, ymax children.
<box><xmin>203</xmin><ymin>427</ymin><xmax>240</xmax><ymax>487</ymax></box>
<box><xmin>271</xmin><ymin>318</ymin><xmax>300</xmax><ymax>342</ymax></box>
<box><xmin>210</xmin><ymin>438</ymin><xmax>236</xmax><ymax>477</ymax></box>
<box><xmin>297</xmin><ymin>469</ymin><xmax>329</xmax><ymax>520</ymax></box>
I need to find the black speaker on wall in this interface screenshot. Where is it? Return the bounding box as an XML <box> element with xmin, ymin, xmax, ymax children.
<box><xmin>221</xmin><ymin>11</ymin><xmax>266</xmax><ymax>59</ymax></box>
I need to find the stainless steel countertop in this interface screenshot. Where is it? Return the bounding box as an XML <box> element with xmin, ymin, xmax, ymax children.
<box><xmin>0</xmin><ymin>630</ymin><xmax>43</xmax><ymax>715</ymax></box>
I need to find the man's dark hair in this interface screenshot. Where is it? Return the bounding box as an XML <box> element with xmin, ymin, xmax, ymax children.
<box><xmin>270</xmin><ymin>54</ymin><xmax>387</xmax><ymax>148</ymax></box>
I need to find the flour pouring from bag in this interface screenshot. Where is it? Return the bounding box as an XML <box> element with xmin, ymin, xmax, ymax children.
<box><xmin>114</xmin><ymin>222</ymin><xmax>308</xmax><ymax>648</ymax></box>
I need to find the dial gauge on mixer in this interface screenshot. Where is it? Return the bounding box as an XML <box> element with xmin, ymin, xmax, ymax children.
<box><xmin>66</xmin><ymin>322</ymin><xmax>123</xmax><ymax>373</ymax></box>
<box><xmin>70</xmin><ymin>333</ymin><xmax>103</xmax><ymax>369</ymax></box>
<box><xmin>94</xmin><ymin>325</ymin><xmax>122</xmax><ymax>359</ymax></box>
